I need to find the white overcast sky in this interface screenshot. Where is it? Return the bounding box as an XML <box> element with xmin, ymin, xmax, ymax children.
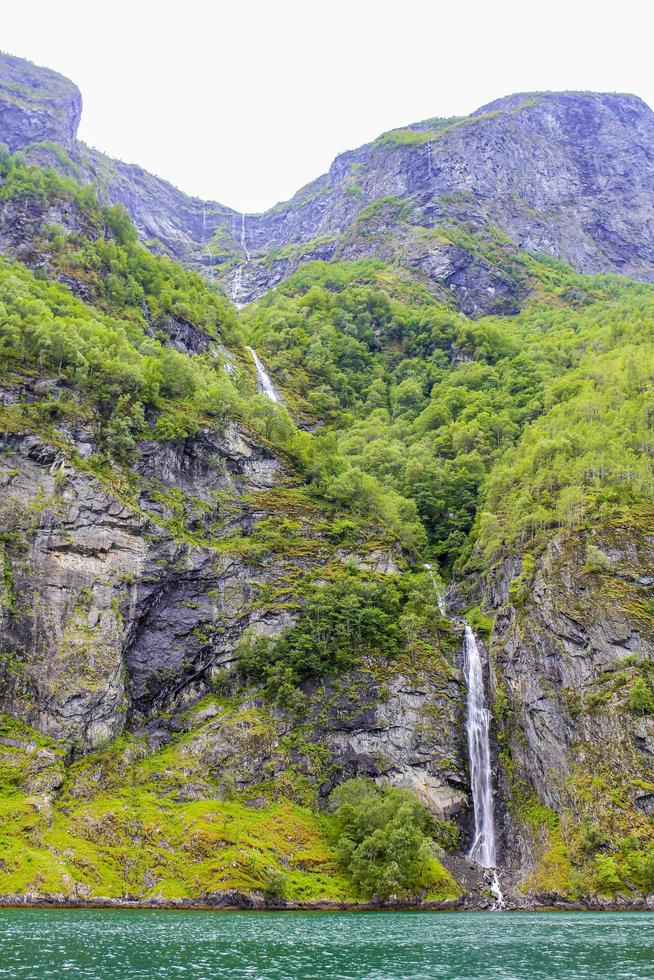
<box><xmin>3</xmin><ymin>0</ymin><xmax>654</xmax><ymax>212</ymax></box>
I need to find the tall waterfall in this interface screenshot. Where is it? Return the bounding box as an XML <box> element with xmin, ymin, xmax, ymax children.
<box><xmin>464</xmin><ymin>624</ymin><xmax>497</xmax><ymax>868</ymax></box>
<box><xmin>425</xmin><ymin>563</ymin><xmax>504</xmax><ymax>906</ymax></box>
<box><xmin>464</xmin><ymin>624</ymin><xmax>504</xmax><ymax>906</ymax></box>
<box><xmin>246</xmin><ymin>346</ymin><xmax>279</xmax><ymax>402</ymax></box>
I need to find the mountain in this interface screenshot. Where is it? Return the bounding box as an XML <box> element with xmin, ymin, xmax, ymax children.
<box><xmin>0</xmin><ymin>51</ymin><xmax>654</xmax><ymax>909</ymax></box>
<box><xmin>4</xmin><ymin>54</ymin><xmax>654</xmax><ymax>311</ymax></box>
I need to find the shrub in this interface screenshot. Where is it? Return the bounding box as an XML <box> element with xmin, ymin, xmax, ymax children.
<box><xmin>465</xmin><ymin>605</ymin><xmax>494</xmax><ymax>640</ymax></box>
<box><xmin>263</xmin><ymin>867</ymin><xmax>287</xmax><ymax>899</ymax></box>
<box><xmin>508</xmin><ymin>553</ymin><xmax>536</xmax><ymax>606</ymax></box>
<box><xmin>629</xmin><ymin>678</ymin><xmax>654</xmax><ymax>715</ymax></box>
<box><xmin>237</xmin><ymin>573</ymin><xmax>403</xmax><ymax>693</ymax></box>
<box><xmin>593</xmin><ymin>854</ymin><xmax>622</xmax><ymax>894</ymax></box>
<box><xmin>579</xmin><ymin>819</ymin><xmax>607</xmax><ymax>854</ymax></box>
<box><xmin>584</xmin><ymin>544</ymin><xmax>613</xmax><ymax>574</ymax></box>
<box><xmin>329</xmin><ymin>778</ymin><xmax>457</xmax><ymax>900</ymax></box>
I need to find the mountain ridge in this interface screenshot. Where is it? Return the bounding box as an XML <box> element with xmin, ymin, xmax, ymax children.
<box><xmin>2</xmin><ymin>52</ymin><xmax>654</xmax><ymax>312</ymax></box>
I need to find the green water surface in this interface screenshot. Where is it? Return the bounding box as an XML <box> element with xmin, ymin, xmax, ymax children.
<box><xmin>0</xmin><ymin>909</ymin><xmax>653</xmax><ymax>979</ymax></box>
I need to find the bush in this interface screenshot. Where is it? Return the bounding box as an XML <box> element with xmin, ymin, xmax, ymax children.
<box><xmin>465</xmin><ymin>605</ymin><xmax>494</xmax><ymax>640</ymax></box>
<box><xmin>508</xmin><ymin>553</ymin><xmax>536</xmax><ymax>606</ymax></box>
<box><xmin>629</xmin><ymin>678</ymin><xmax>654</xmax><ymax>715</ymax></box>
<box><xmin>627</xmin><ymin>846</ymin><xmax>654</xmax><ymax>893</ymax></box>
<box><xmin>584</xmin><ymin>544</ymin><xmax>613</xmax><ymax>574</ymax></box>
<box><xmin>579</xmin><ymin>819</ymin><xmax>607</xmax><ymax>854</ymax></box>
<box><xmin>237</xmin><ymin>573</ymin><xmax>404</xmax><ymax>693</ymax></box>
<box><xmin>329</xmin><ymin>778</ymin><xmax>457</xmax><ymax>900</ymax></box>
<box><xmin>263</xmin><ymin>867</ymin><xmax>287</xmax><ymax>899</ymax></box>
<box><xmin>593</xmin><ymin>854</ymin><xmax>622</xmax><ymax>894</ymax></box>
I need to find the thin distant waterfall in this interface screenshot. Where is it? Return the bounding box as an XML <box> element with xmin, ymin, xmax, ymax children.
<box><xmin>201</xmin><ymin>203</ymin><xmax>214</xmax><ymax>283</ymax></box>
<box><xmin>240</xmin><ymin>212</ymin><xmax>250</xmax><ymax>261</ymax></box>
<box><xmin>231</xmin><ymin>212</ymin><xmax>250</xmax><ymax>305</ymax></box>
<box><xmin>232</xmin><ymin>265</ymin><xmax>243</xmax><ymax>303</ymax></box>
<box><xmin>246</xmin><ymin>346</ymin><xmax>279</xmax><ymax>402</ymax></box>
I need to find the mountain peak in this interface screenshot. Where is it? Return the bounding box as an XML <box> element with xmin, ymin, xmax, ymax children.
<box><xmin>0</xmin><ymin>51</ymin><xmax>81</xmax><ymax>152</ymax></box>
<box><xmin>473</xmin><ymin>88</ymin><xmax>651</xmax><ymax>116</ymax></box>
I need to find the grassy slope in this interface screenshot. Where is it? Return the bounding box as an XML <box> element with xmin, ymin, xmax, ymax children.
<box><xmin>0</xmin><ymin>710</ymin><xmax>459</xmax><ymax>903</ymax></box>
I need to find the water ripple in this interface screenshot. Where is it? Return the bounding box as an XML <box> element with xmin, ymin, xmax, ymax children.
<box><xmin>0</xmin><ymin>909</ymin><xmax>653</xmax><ymax>979</ymax></box>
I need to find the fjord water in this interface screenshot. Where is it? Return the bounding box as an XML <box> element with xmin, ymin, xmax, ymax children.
<box><xmin>1</xmin><ymin>910</ymin><xmax>653</xmax><ymax>980</ymax></box>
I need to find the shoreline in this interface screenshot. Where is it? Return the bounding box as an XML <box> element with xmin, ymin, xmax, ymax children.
<box><xmin>0</xmin><ymin>892</ymin><xmax>652</xmax><ymax>913</ymax></box>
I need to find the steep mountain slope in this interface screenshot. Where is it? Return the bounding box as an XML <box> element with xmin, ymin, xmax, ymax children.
<box><xmin>0</xmin><ymin>52</ymin><xmax>654</xmax><ymax>909</ymax></box>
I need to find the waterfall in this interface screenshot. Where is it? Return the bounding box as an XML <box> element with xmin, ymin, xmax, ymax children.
<box><xmin>231</xmin><ymin>213</ymin><xmax>251</xmax><ymax>305</ymax></box>
<box><xmin>141</xmin><ymin>299</ymin><xmax>154</xmax><ymax>337</ymax></box>
<box><xmin>464</xmin><ymin>624</ymin><xmax>496</xmax><ymax>868</ymax></box>
<box><xmin>246</xmin><ymin>346</ymin><xmax>279</xmax><ymax>402</ymax></box>
<box><xmin>464</xmin><ymin>624</ymin><xmax>504</xmax><ymax>906</ymax></box>
<box><xmin>240</xmin><ymin>212</ymin><xmax>250</xmax><ymax>261</ymax></box>
<box><xmin>425</xmin><ymin>563</ymin><xmax>504</xmax><ymax>907</ymax></box>
<box><xmin>231</xmin><ymin>265</ymin><xmax>243</xmax><ymax>304</ymax></box>
<box><xmin>424</xmin><ymin>562</ymin><xmax>447</xmax><ymax>615</ymax></box>
<box><xmin>201</xmin><ymin>203</ymin><xmax>214</xmax><ymax>283</ymax></box>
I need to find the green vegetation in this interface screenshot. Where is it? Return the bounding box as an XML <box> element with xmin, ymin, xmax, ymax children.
<box><xmin>238</xmin><ymin>572</ymin><xmax>404</xmax><ymax>694</ymax></box>
<box><xmin>330</xmin><ymin>778</ymin><xmax>459</xmax><ymax>900</ymax></box>
<box><xmin>0</xmin><ymin>146</ymin><xmax>239</xmax><ymax>338</ymax></box>
<box><xmin>245</xmin><ymin>254</ymin><xmax>654</xmax><ymax>571</ymax></box>
<box><xmin>0</xmin><ymin>256</ymin><xmax>297</xmax><ymax>459</ymax></box>
<box><xmin>0</xmin><ymin>715</ymin><xmax>351</xmax><ymax>903</ymax></box>
<box><xmin>237</xmin><ymin>567</ymin><xmax>449</xmax><ymax>703</ymax></box>
<box><xmin>374</xmin><ymin>117</ymin><xmax>463</xmax><ymax>147</ymax></box>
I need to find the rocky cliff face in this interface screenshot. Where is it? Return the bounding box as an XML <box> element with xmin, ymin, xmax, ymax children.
<box><xmin>480</xmin><ymin>514</ymin><xmax>654</xmax><ymax>895</ymax></box>
<box><xmin>0</xmin><ymin>410</ymin><xmax>286</xmax><ymax>749</ymax></box>
<box><xmin>0</xmin><ymin>379</ymin><xmax>467</xmax><ymax>816</ymax></box>
<box><xmin>0</xmin><ymin>53</ymin><xmax>81</xmax><ymax>152</ymax></box>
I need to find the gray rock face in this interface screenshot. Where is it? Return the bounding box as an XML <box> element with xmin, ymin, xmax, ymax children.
<box><xmin>176</xmin><ymin>664</ymin><xmax>469</xmax><ymax>822</ymax></box>
<box><xmin>486</xmin><ymin>518</ymin><xmax>654</xmax><ymax>871</ymax></box>
<box><xmin>316</xmin><ymin>672</ymin><xmax>468</xmax><ymax>818</ymax></box>
<box><xmin>0</xmin><ymin>54</ymin><xmax>81</xmax><ymax>152</ymax></box>
<box><xmin>0</xmin><ymin>422</ymin><xmax>291</xmax><ymax>750</ymax></box>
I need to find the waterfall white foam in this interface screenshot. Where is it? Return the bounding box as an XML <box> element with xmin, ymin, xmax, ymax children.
<box><xmin>424</xmin><ymin>566</ymin><xmax>504</xmax><ymax>906</ymax></box>
<box><xmin>246</xmin><ymin>346</ymin><xmax>279</xmax><ymax>402</ymax></box>
<box><xmin>232</xmin><ymin>265</ymin><xmax>243</xmax><ymax>303</ymax></box>
<box><xmin>423</xmin><ymin>563</ymin><xmax>447</xmax><ymax>615</ymax></box>
<box><xmin>231</xmin><ymin>213</ymin><xmax>251</xmax><ymax>305</ymax></box>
